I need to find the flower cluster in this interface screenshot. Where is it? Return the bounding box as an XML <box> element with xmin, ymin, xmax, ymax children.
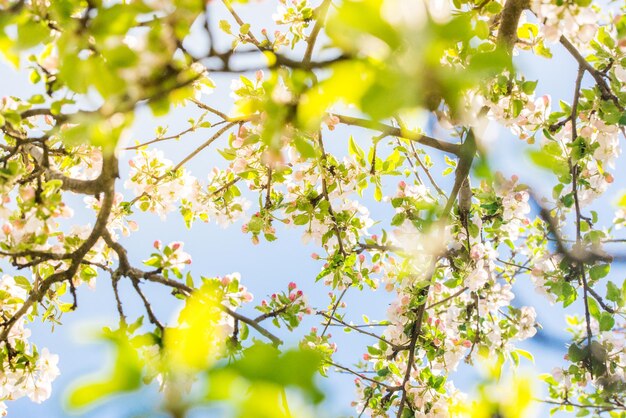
<box><xmin>272</xmin><ymin>0</ymin><xmax>314</xmax><ymax>46</ymax></box>
<box><xmin>0</xmin><ymin>276</ymin><xmax>60</xmax><ymax>413</ymax></box>
<box><xmin>531</xmin><ymin>0</ymin><xmax>600</xmax><ymax>46</ymax></box>
<box><xmin>143</xmin><ymin>241</ymin><xmax>192</xmax><ymax>279</ymax></box>
<box><xmin>125</xmin><ymin>149</ymin><xmax>194</xmax><ymax>220</ymax></box>
<box><xmin>256</xmin><ymin>281</ymin><xmax>311</xmax><ymax>331</ymax></box>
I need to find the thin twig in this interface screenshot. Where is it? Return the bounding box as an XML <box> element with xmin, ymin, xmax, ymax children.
<box><xmin>303</xmin><ymin>0</ymin><xmax>332</xmax><ymax>65</ymax></box>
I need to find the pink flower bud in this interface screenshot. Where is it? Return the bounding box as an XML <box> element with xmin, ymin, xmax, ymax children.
<box><xmin>171</xmin><ymin>242</ymin><xmax>181</xmax><ymax>251</ymax></box>
<box><xmin>288</xmin><ymin>282</ymin><xmax>297</xmax><ymax>290</ymax></box>
<box><xmin>358</xmin><ymin>254</ymin><xmax>365</xmax><ymax>263</ymax></box>
<box><xmin>398</xmin><ymin>181</ymin><xmax>406</xmax><ymax>189</ymax></box>
<box><xmin>325</xmin><ymin>114</ymin><xmax>340</xmax><ymax>131</ymax></box>
<box><xmin>363</xmin><ymin>353</ymin><xmax>371</xmax><ymax>361</ymax></box>
<box><xmin>19</xmin><ymin>186</ymin><xmax>35</xmax><ymax>201</ymax></box>
<box><xmin>311</xmin><ymin>253</ymin><xmax>320</xmax><ymax>260</ymax></box>
<box><xmin>153</xmin><ymin>240</ymin><xmax>161</xmax><ymax>249</ymax></box>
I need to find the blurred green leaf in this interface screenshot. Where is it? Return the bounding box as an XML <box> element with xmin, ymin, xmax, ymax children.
<box><xmin>219</xmin><ymin>342</ymin><xmax>324</xmax><ymax>404</ymax></box>
<box><xmin>66</xmin><ymin>329</ymin><xmax>142</xmax><ymax>410</ymax></box>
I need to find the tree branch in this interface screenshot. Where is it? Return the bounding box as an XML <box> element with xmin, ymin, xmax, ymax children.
<box><xmin>335</xmin><ymin>114</ymin><xmax>461</xmax><ymax>155</ymax></box>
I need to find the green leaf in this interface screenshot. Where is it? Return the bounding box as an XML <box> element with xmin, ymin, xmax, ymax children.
<box><xmin>29</xmin><ymin>70</ymin><xmax>41</xmax><ymax>84</ymax></box>
<box><xmin>67</xmin><ymin>331</ymin><xmax>142</xmax><ymax>409</ymax></box>
<box><xmin>599</xmin><ymin>312</ymin><xmax>614</xmax><ymax>332</ymax></box>
<box><xmin>165</xmin><ymin>282</ymin><xmax>223</xmax><ymax>371</ymax></box>
<box><xmin>589</xmin><ymin>264</ymin><xmax>610</xmax><ymax>281</ymax></box>
<box><xmin>514</xmin><ymin>348</ymin><xmax>534</xmax><ymax>363</ymax></box>
<box><xmin>240</xmin><ymin>23</ymin><xmax>251</xmax><ymax>35</ymax></box>
<box><xmin>606</xmin><ymin>281</ymin><xmax>621</xmax><ymax>303</ymax></box>
<box><xmin>521</xmin><ymin>80</ymin><xmax>538</xmax><ymax>95</ymax></box>
<box><xmin>293</xmin><ymin>214</ymin><xmax>310</xmax><ymax>225</ymax></box>
<box><xmin>528</xmin><ymin>143</ymin><xmax>569</xmax><ymax>176</ymax></box>
<box><xmin>367</xmin><ymin>345</ymin><xmax>381</xmax><ymax>356</ymax></box>
<box><xmin>374</xmin><ymin>185</ymin><xmax>382</xmax><ymax>202</ymax></box>
<box><xmin>567</xmin><ymin>343</ymin><xmax>587</xmax><ymax>363</ymax></box>
<box><xmin>13</xmin><ymin>276</ymin><xmax>31</xmax><ymax>291</ymax></box>
<box><xmin>561</xmin><ymin>193</ymin><xmax>574</xmax><ymax>208</ymax></box>
<box><xmin>326</xmin><ymin>0</ymin><xmax>401</xmax><ymax>52</ymax></box>
<box><xmin>220</xmin><ymin>343</ymin><xmax>324</xmax><ymax>403</ymax></box>
<box><xmin>348</xmin><ymin>136</ymin><xmax>364</xmax><ymax>159</ymax></box>
<box><xmin>248</xmin><ymin>217</ymin><xmax>264</xmax><ymax>233</ymax></box>
<box><xmin>475</xmin><ymin>20</ymin><xmax>489</xmax><ymax>40</ymax></box>
<box><xmin>587</xmin><ymin>297</ymin><xmax>600</xmax><ymax>320</ymax></box>
<box><xmin>148</xmin><ymin>98</ymin><xmax>171</xmax><ymax>117</ymax></box>
<box><xmin>219</xmin><ymin>20</ymin><xmax>232</xmax><ymax>34</ymax></box>
<box><xmin>16</xmin><ymin>20</ymin><xmax>50</xmax><ymax>49</ymax></box>
<box><xmin>293</xmin><ymin>136</ymin><xmax>316</xmax><ymax>159</ymax></box>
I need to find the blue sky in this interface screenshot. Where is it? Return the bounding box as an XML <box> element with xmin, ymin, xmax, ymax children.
<box><xmin>2</xmin><ymin>3</ymin><xmax>626</xmax><ymax>417</ymax></box>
